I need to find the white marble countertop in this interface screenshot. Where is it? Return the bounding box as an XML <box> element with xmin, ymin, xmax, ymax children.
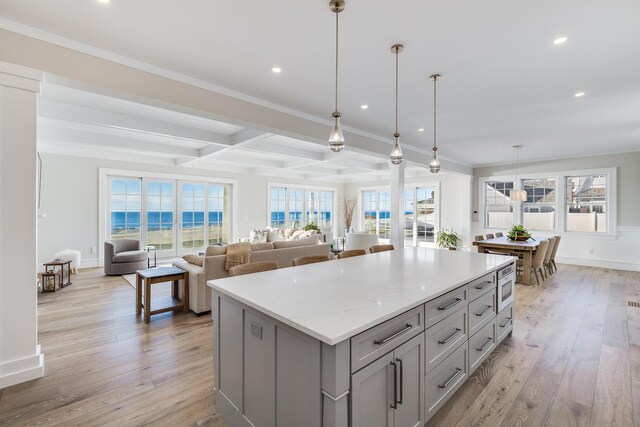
<box><xmin>208</xmin><ymin>247</ymin><xmax>516</xmax><ymax>345</ymax></box>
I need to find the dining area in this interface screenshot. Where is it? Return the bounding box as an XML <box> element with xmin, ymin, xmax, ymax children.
<box><xmin>473</xmin><ymin>230</ymin><xmax>561</xmax><ymax>286</ymax></box>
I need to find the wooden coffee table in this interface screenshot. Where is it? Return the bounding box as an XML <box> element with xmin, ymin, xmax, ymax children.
<box><xmin>136</xmin><ymin>267</ymin><xmax>189</xmax><ymax>324</ymax></box>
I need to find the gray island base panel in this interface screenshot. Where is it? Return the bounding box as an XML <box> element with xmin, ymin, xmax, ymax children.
<box><xmin>208</xmin><ymin>247</ymin><xmax>517</xmax><ymax>427</ymax></box>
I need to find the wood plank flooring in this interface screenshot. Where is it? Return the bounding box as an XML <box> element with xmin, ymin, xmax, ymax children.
<box><xmin>0</xmin><ymin>264</ymin><xmax>639</xmax><ymax>426</ymax></box>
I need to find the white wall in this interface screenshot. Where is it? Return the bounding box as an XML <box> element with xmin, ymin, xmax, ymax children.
<box><xmin>344</xmin><ymin>173</ymin><xmax>473</xmax><ymax>250</ymax></box>
<box><xmin>37</xmin><ymin>153</ymin><xmax>344</xmax><ymax>267</ymax></box>
<box><xmin>472</xmin><ymin>151</ymin><xmax>640</xmax><ymax>271</ymax></box>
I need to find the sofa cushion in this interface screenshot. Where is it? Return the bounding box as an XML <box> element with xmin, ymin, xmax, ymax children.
<box><xmin>251</xmin><ymin>242</ymin><xmax>275</xmax><ymax>252</ymax></box>
<box><xmin>206</xmin><ymin>245</ymin><xmax>227</xmax><ymax>256</ymax></box>
<box><xmin>112</xmin><ymin>250</ymin><xmax>148</xmax><ymax>263</ymax></box>
<box><xmin>182</xmin><ymin>254</ymin><xmax>204</xmax><ymax>266</ymax></box>
<box><xmin>272</xmin><ymin>236</ymin><xmax>320</xmax><ymax>249</ymax></box>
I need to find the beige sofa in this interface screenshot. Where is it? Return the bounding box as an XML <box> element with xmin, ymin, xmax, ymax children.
<box><xmin>174</xmin><ymin>237</ymin><xmax>332</xmax><ymax>314</ymax></box>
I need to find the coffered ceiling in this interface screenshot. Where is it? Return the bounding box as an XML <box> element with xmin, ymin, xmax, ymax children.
<box><xmin>2</xmin><ymin>0</ymin><xmax>640</xmax><ymax>166</ymax></box>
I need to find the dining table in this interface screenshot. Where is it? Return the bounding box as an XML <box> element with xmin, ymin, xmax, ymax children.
<box><xmin>472</xmin><ymin>236</ymin><xmax>539</xmax><ymax>285</ymax></box>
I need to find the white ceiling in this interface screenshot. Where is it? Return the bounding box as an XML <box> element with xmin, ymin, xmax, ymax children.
<box><xmin>2</xmin><ymin>0</ymin><xmax>640</xmax><ymax>166</ymax></box>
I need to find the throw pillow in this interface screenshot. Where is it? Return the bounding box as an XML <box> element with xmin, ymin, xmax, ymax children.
<box><xmin>205</xmin><ymin>245</ymin><xmax>227</xmax><ymax>256</ymax></box>
<box><xmin>182</xmin><ymin>254</ymin><xmax>204</xmax><ymax>266</ymax></box>
<box><xmin>290</xmin><ymin>230</ymin><xmax>306</xmax><ymax>240</ymax></box>
<box><xmin>249</xmin><ymin>228</ymin><xmax>267</xmax><ymax>243</ymax></box>
<box><xmin>267</xmin><ymin>228</ymin><xmax>283</xmax><ymax>242</ymax></box>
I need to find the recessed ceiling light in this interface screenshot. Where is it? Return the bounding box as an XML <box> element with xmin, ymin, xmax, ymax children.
<box><xmin>553</xmin><ymin>36</ymin><xmax>568</xmax><ymax>45</ymax></box>
<box><xmin>271</xmin><ymin>67</ymin><xmax>282</xmax><ymax>74</ymax></box>
<box><xmin>97</xmin><ymin>0</ymin><xmax>110</xmax><ymax>3</ymax></box>
<box><xmin>418</xmin><ymin>128</ymin><xmax>425</xmax><ymax>132</ymax></box>
<box><xmin>574</xmin><ymin>92</ymin><xmax>585</xmax><ymax>97</ymax></box>
<box><xmin>360</xmin><ymin>104</ymin><xmax>369</xmax><ymax>110</ymax></box>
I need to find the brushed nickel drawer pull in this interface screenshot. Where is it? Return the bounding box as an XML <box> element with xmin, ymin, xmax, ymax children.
<box><xmin>476</xmin><ymin>337</ymin><xmax>493</xmax><ymax>352</ymax></box>
<box><xmin>475</xmin><ymin>305</ymin><xmax>493</xmax><ymax>317</ymax></box>
<box><xmin>374</xmin><ymin>323</ymin><xmax>413</xmax><ymax>345</ymax></box>
<box><xmin>396</xmin><ymin>357</ymin><xmax>404</xmax><ymax>405</ymax></box>
<box><xmin>437</xmin><ymin>298</ymin><xmax>462</xmax><ymax>311</ymax></box>
<box><xmin>390</xmin><ymin>360</ymin><xmax>398</xmax><ymax>409</ymax></box>
<box><xmin>499</xmin><ymin>317</ymin><xmax>512</xmax><ymax>328</ymax></box>
<box><xmin>438</xmin><ymin>367</ymin><xmax>462</xmax><ymax>389</ymax></box>
<box><xmin>438</xmin><ymin>328</ymin><xmax>462</xmax><ymax>345</ymax></box>
<box><xmin>474</xmin><ymin>281</ymin><xmax>494</xmax><ymax>290</ymax></box>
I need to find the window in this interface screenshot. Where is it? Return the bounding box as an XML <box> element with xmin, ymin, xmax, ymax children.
<box><xmin>208</xmin><ymin>184</ymin><xmax>230</xmax><ymax>245</ymax></box>
<box><xmin>565</xmin><ymin>175</ymin><xmax>607</xmax><ymax>233</ymax></box>
<box><xmin>360</xmin><ymin>190</ymin><xmax>391</xmax><ymax>241</ymax></box>
<box><xmin>522</xmin><ymin>179</ymin><xmax>556</xmax><ymax>231</ymax></box>
<box><xmin>484</xmin><ymin>181</ymin><xmax>514</xmax><ymax>228</ymax></box>
<box><xmin>109</xmin><ymin>178</ymin><xmax>142</xmax><ymax>240</ymax></box>
<box><xmin>405</xmin><ymin>187</ymin><xmax>437</xmax><ymax>246</ymax></box>
<box><xmin>269</xmin><ymin>186</ymin><xmax>334</xmax><ymax>228</ymax></box>
<box><xmin>181</xmin><ymin>183</ymin><xmax>206</xmax><ymax>249</ymax></box>
<box><xmin>362</xmin><ymin>190</ymin><xmax>378</xmax><ymax>235</ymax></box>
<box><xmin>146</xmin><ymin>181</ymin><xmax>174</xmax><ymax>250</ymax></box>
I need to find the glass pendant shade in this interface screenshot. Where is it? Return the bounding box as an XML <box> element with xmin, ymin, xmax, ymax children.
<box><xmin>390</xmin><ymin>136</ymin><xmax>403</xmax><ymax>165</ymax></box>
<box><xmin>328</xmin><ymin>114</ymin><xmax>345</xmax><ymax>152</ymax></box>
<box><xmin>429</xmin><ymin>150</ymin><xmax>440</xmax><ymax>173</ymax></box>
<box><xmin>510</xmin><ymin>189</ymin><xmax>527</xmax><ymax>202</ymax></box>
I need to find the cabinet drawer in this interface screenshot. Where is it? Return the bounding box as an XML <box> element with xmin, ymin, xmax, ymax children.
<box><xmin>496</xmin><ymin>302</ymin><xmax>514</xmax><ymax>344</ymax></box>
<box><xmin>351</xmin><ymin>305</ymin><xmax>424</xmax><ymax>373</ymax></box>
<box><xmin>425</xmin><ymin>307</ymin><xmax>467</xmax><ymax>374</ymax></box>
<box><xmin>468</xmin><ymin>272</ymin><xmax>496</xmax><ymax>301</ymax></box>
<box><xmin>468</xmin><ymin>319</ymin><xmax>496</xmax><ymax>374</ymax></box>
<box><xmin>425</xmin><ymin>342</ymin><xmax>468</xmax><ymax>422</ymax></box>
<box><xmin>424</xmin><ymin>286</ymin><xmax>468</xmax><ymax>328</ymax></box>
<box><xmin>468</xmin><ymin>289</ymin><xmax>496</xmax><ymax>336</ymax></box>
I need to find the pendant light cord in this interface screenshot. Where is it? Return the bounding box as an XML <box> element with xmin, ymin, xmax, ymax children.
<box><xmin>334</xmin><ymin>11</ymin><xmax>339</xmax><ymax>113</ymax></box>
<box><xmin>394</xmin><ymin>48</ymin><xmax>399</xmax><ymax>136</ymax></box>
<box><xmin>433</xmin><ymin>77</ymin><xmax>437</xmax><ymax>150</ymax></box>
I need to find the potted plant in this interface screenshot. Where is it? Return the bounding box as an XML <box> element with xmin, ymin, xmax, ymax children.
<box><xmin>507</xmin><ymin>224</ymin><xmax>531</xmax><ymax>241</ymax></box>
<box><xmin>436</xmin><ymin>228</ymin><xmax>461</xmax><ymax>250</ymax></box>
<box><xmin>303</xmin><ymin>222</ymin><xmax>320</xmax><ymax>233</ymax></box>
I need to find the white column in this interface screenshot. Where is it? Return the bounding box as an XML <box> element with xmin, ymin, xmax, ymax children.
<box><xmin>0</xmin><ymin>62</ymin><xmax>44</xmax><ymax>388</ymax></box>
<box><xmin>389</xmin><ymin>160</ymin><xmax>406</xmax><ymax>248</ymax></box>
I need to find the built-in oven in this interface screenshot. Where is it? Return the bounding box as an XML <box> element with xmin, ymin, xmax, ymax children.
<box><xmin>497</xmin><ymin>262</ymin><xmax>516</xmax><ymax>312</ymax></box>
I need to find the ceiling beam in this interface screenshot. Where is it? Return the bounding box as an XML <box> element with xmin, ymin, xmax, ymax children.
<box><xmin>175</xmin><ymin>129</ymin><xmax>273</xmax><ymax>166</ymax></box>
<box><xmin>238</xmin><ymin>143</ymin><xmax>325</xmax><ymax>162</ymax></box>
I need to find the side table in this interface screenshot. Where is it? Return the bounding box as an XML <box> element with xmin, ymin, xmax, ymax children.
<box><xmin>136</xmin><ymin>267</ymin><xmax>189</xmax><ymax>324</ymax></box>
<box><xmin>43</xmin><ymin>259</ymin><xmax>72</xmax><ymax>289</ymax></box>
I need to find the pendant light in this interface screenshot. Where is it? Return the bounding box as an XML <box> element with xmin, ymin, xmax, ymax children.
<box><xmin>328</xmin><ymin>0</ymin><xmax>346</xmax><ymax>152</ymax></box>
<box><xmin>389</xmin><ymin>44</ymin><xmax>404</xmax><ymax>165</ymax></box>
<box><xmin>510</xmin><ymin>145</ymin><xmax>527</xmax><ymax>202</ymax></box>
<box><xmin>428</xmin><ymin>73</ymin><xmax>441</xmax><ymax>173</ymax></box>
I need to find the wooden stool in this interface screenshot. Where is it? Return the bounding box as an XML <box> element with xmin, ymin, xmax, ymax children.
<box><xmin>136</xmin><ymin>267</ymin><xmax>189</xmax><ymax>324</ymax></box>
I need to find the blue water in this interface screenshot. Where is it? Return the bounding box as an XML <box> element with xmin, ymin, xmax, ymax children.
<box><xmin>111</xmin><ymin>211</ymin><xmax>224</xmax><ymax>231</ymax></box>
<box><xmin>270</xmin><ymin>212</ymin><xmax>331</xmax><ymax>223</ymax></box>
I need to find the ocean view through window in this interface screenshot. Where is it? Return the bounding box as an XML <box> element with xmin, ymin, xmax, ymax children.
<box><xmin>269</xmin><ymin>185</ymin><xmax>334</xmax><ymax>228</ymax></box>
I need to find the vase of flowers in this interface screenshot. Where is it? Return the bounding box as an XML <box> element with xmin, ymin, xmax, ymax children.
<box><xmin>436</xmin><ymin>228</ymin><xmax>461</xmax><ymax>250</ymax></box>
<box><xmin>507</xmin><ymin>224</ymin><xmax>532</xmax><ymax>241</ymax></box>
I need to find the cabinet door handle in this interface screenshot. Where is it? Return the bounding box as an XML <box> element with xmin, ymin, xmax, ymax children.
<box><xmin>395</xmin><ymin>357</ymin><xmax>403</xmax><ymax>405</ymax></box>
<box><xmin>390</xmin><ymin>361</ymin><xmax>398</xmax><ymax>409</ymax></box>
<box><xmin>438</xmin><ymin>328</ymin><xmax>462</xmax><ymax>345</ymax></box>
<box><xmin>475</xmin><ymin>305</ymin><xmax>493</xmax><ymax>317</ymax></box>
<box><xmin>438</xmin><ymin>367</ymin><xmax>462</xmax><ymax>389</ymax></box>
<box><xmin>476</xmin><ymin>337</ymin><xmax>493</xmax><ymax>352</ymax></box>
<box><xmin>499</xmin><ymin>317</ymin><xmax>512</xmax><ymax>328</ymax></box>
<box><xmin>374</xmin><ymin>324</ymin><xmax>413</xmax><ymax>345</ymax></box>
<box><xmin>474</xmin><ymin>281</ymin><xmax>493</xmax><ymax>290</ymax></box>
<box><xmin>437</xmin><ymin>298</ymin><xmax>463</xmax><ymax>311</ymax></box>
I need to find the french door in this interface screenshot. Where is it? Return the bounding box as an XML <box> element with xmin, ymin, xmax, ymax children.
<box><xmin>144</xmin><ymin>179</ymin><xmax>176</xmax><ymax>257</ymax></box>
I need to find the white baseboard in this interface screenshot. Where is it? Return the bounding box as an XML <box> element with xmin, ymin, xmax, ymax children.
<box><xmin>0</xmin><ymin>345</ymin><xmax>44</xmax><ymax>389</ymax></box>
<box><xmin>556</xmin><ymin>256</ymin><xmax>640</xmax><ymax>272</ymax></box>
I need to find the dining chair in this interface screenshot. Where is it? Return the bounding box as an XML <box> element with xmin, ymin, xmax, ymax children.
<box><xmin>495</xmin><ymin>232</ymin><xmax>504</xmax><ymax>238</ymax></box>
<box><xmin>369</xmin><ymin>244</ymin><xmax>395</xmax><ymax>254</ymax></box>
<box><xmin>543</xmin><ymin>237</ymin><xmax>556</xmax><ymax>276</ymax></box>
<box><xmin>229</xmin><ymin>261</ymin><xmax>279</xmax><ymax>277</ymax></box>
<box><xmin>474</xmin><ymin>235</ymin><xmax>485</xmax><ymax>242</ymax></box>
<box><xmin>516</xmin><ymin>239</ymin><xmax>549</xmax><ymax>286</ymax></box>
<box><xmin>292</xmin><ymin>255</ymin><xmax>331</xmax><ymax>266</ymax></box>
<box><xmin>485</xmin><ymin>233</ymin><xmax>495</xmax><ymax>240</ymax></box>
<box><xmin>549</xmin><ymin>235</ymin><xmax>562</xmax><ymax>272</ymax></box>
<box><xmin>337</xmin><ymin>249</ymin><xmax>367</xmax><ymax>259</ymax></box>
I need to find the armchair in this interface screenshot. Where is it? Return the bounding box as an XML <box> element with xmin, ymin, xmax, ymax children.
<box><xmin>104</xmin><ymin>239</ymin><xmax>148</xmax><ymax>275</ymax></box>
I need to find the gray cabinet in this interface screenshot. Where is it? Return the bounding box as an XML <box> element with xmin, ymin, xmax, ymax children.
<box><xmin>351</xmin><ymin>333</ymin><xmax>424</xmax><ymax>427</ymax></box>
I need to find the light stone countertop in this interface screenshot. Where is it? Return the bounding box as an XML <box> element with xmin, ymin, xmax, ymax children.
<box><xmin>208</xmin><ymin>247</ymin><xmax>516</xmax><ymax>345</ymax></box>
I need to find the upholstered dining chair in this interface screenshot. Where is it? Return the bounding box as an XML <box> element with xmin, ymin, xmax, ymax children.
<box><xmin>516</xmin><ymin>239</ymin><xmax>549</xmax><ymax>286</ymax></box>
<box><xmin>292</xmin><ymin>255</ymin><xmax>331</xmax><ymax>266</ymax></box>
<box><xmin>543</xmin><ymin>237</ymin><xmax>557</xmax><ymax>277</ymax></box>
<box><xmin>474</xmin><ymin>235</ymin><xmax>485</xmax><ymax>242</ymax></box>
<box><xmin>369</xmin><ymin>244</ymin><xmax>395</xmax><ymax>254</ymax></box>
<box><xmin>495</xmin><ymin>232</ymin><xmax>504</xmax><ymax>238</ymax></box>
<box><xmin>550</xmin><ymin>235</ymin><xmax>562</xmax><ymax>272</ymax></box>
<box><xmin>337</xmin><ymin>249</ymin><xmax>367</xmax><ymax>259</ymax></box>
<box><xmin>229</xmin><ymin>261</ymin><xmax>279</xmax><ymax>277</ymax></box>
<box><xmin>485</xmin><ymin>233</ymin><xmax>495</xmax><ymax>240</ymax></box>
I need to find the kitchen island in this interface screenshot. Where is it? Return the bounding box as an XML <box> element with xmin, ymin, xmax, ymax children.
<box><xmin>208</xmin><ymin>247</ymin><xmax>516</xmax><ymax>427</ymax></box>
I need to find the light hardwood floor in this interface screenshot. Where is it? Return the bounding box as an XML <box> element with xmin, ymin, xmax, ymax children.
<box><xmin>1</xmin><ymin>265</ymin><xmax>639</xmax><ymax>426</ymax></box>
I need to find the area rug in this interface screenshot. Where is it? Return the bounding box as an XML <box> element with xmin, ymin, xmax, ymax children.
<box><xmin>122</xmin><ymin>262</ymin><xmax>175</xmax><ymax>289</ymax></box>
